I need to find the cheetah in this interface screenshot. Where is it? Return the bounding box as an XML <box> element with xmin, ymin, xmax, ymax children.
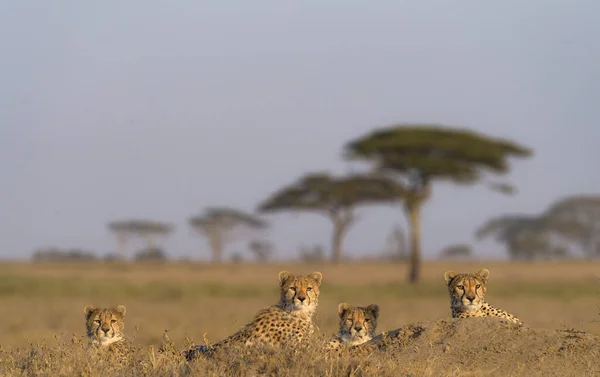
<box><xmin>326</xmin><ymin>303</ymin><xmax>379</xmax><ymax>350</ymax></box>
<box><xmin>84</xmin><ymin>305</ymin><xmax>128</xmax><ymax>347</ymax></box>
<box><xmin>444</xmin><ymin>268</ymin><xmax>522</xmax><ymax>325</ymax></box>
<box><xmin>185</xmin><ymin>270</ymin><xmax>323</xmax><ymax>360</ymax></box>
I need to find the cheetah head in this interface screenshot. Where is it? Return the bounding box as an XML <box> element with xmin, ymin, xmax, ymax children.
<box><xmin>278</xmin><ymin>270</ymin><xmax>322</xmax><ymax>315</ymax></box>
<box><xmin>337</xmin><ymin>303</ymin><xmax>379</xmax><ymax>346</ymax></box>
<box><xmin>444</xmin><ymin>268</ymin><xmax>489</xmax><ymax>313</ymax></box>
<box><xmin>84</xmin><ymin>305</ymin><xmax>126</xmax><ymax>346</ymax></box>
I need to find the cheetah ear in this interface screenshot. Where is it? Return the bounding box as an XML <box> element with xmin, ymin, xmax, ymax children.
<box><xmin>476</xmin><ymin>268</ymin><xmax>490</xmax><ymax>283</ymax></box>
<box><xmin>115</xmin><ymin>305</ymin><xmax>126</xmax><ymax>317</ymax></box>
<box><xmin>309</xmin><ymin>271</ymin><xmax>322</xmax><ymax>286</ymax></box>
<box><xmin>278</xmin><ymin>271</ymin><xmax>293</xmax><ymax>286</ymax></box>
<box><xmin>84</xmin><ymin>305</ymin><xmax>95</xmax><ymax>319</ymax></box>
<box><xmin>444</xmin><ymin>271</ymin><xmax>457</xmax><ymax>285</ymax></box>
<box><xmin>338</xmin><ymin>303</ymin><xmax>350</xmax><ymax>318</ymax></box>
<box><xmin>366</xmin><ymin>304</ymin><xmax>380</xmax><ymax>319</ymax></box>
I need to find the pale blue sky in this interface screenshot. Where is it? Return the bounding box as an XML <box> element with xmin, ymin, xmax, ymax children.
<box><xmin>1</xmin><ymin>0</ymin><xmax>599</xmax><ymax>261</ymax></box>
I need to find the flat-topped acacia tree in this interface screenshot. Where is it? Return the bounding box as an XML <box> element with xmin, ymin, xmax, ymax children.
<box><xmin>544</xmin><ymin>194</ymin><xmax>600</xmax><ymax>258</ymax></box>
<box><xmin>188</xmin><ymin>207</ymin><xmax>268</xmax><ymax>263</ymax></box>
<box><xmin>475</xmin><ymin>214</ymin><xmax>549</xmax><ymax>260</ymax></box>
<box><xmin>107</xmin><ymin>219</ymin><xmax>174</xmax><ymax>259</ymax></box>
<box><xmin>345</xmin><ymin>125</ymin><xmax>532</xmax><ymax>282</ymax></box>
<box><xmin>257</xmin><ymin>172</ymin><xmax>404</xmax><ymax>264</ymax></box>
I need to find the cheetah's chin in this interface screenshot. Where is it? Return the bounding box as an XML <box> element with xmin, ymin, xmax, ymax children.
<box><xmin>463</xmin><ymin>303</ymin><xmax>480</xmax><ymax>311</ymax></box>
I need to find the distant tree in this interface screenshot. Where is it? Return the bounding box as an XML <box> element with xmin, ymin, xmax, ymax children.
<box><xmin>32</xmin><ymin>247</ymin><xmax>97</xmax><ymax>262</ymax></box>
<box><xmin>107</xmin><ymin>219</ymin><xmax>174</xmax><ymax>259</ymax></box>
<box><xmin>439</xmin><ymin>243</ymin><xmax>473</xmax><ymax>260</ymax></box>
<box><xmin>188</xmin><ymin>207</ymin><xmax>268</xmax><ymax>263</ymax></box>
<box><xmin>230</xmin><ymin>252</ymin><xmax>244</xmax><ymax>264</ymax></box>
<box><xmin>475</xmin><ymin>214</ymin><xmax>569</xmax><ymax>260</ymax></box>
<box><xmin>298</xmin><ymin>244</ymin><xmax>326</xmax><ymax>263</ymax></box>
<box><xmin>345</xmin><ymin>125</ymin><xmax>532</xmax><ymax>282</ymax></box>
<box><xmin>257</xmin><ymin>172</ymin><xmax>404</xmax><ymax>264</ymax></box>
<box><xmin>544</xmin><ymin>194</ymin><xmax>600</xmax><ymax>258</ymax></box>
<box><xmin>384</xmin><ymin>224</ymin><xmax>408</xmax><ymax>262</ymax></box>
<box><xmin>134</xmin><ymin>247</ymin><xmax>168</xmax><ymax>262</ymax></box>
<box><xmin>248</xmin><ymin>239</ymin><xmax>275</xmax><ymax>263</ymax></box>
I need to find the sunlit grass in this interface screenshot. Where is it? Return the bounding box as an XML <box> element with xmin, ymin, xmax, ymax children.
<box><xmin>0</xmin><ymin>261</ymin><xmax>598</xmax><ymax>376</ymax></box>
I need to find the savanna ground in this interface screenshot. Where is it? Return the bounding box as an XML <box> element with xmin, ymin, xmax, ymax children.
<box><xmin>0</xmin><ymin>260</ymin><xmax>598</xmax><ymax>376</ymax></box>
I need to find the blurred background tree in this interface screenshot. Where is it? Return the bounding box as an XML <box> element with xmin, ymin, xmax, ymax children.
<box><xmin>258</xmin><ymin>172</ymin><xmax>404</xmax><ymax>264</ymax></box>
<box><xmin>439</xmin><ymin>243</ymin><xmax>473</xmax><ymax>260</ymax></box>
<box><xmin>107</xmin><ymin>219</ymin><xmax>174</xmax><ymax>260</ymax></box>
<box><xmin>188</xmin><ymin>207</ymin><xmax>268</xmax><ymax>264</ymax></box>
<box><xmin>345</xmin><ymin>125</ymin><xmax>532</xmax><ymax>283</ymax></box>
<box><xmin>248</xmin><ymin>239</ymin><xmax>275</xmax><ymax>263</ymax></box>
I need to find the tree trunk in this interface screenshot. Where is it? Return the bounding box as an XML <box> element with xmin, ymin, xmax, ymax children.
<box><xmin>116</xmin><ymin>231</ymin><xmax>129</xmax><ymax>260</ymax></box>
<box><xmin>331</xmin><ymin>221</ymin><xmax>345</xmax><ymax>265</ymax></box>
<box><xmin>143</xmin><ymin>232</ymin><xmax>156</xmax><ymax>250</ymax></box>
<box><xmin>329</xmin><ymin>210</ymin><xmax>353</xmax><ymax>265</ymax></box>
<box><xmin>207</xmin><ymin>232</ymin><xmax>224</xmax><ymax>264</ymax></box>
<box><xmin>406</xmin><ymin>204</ymin><xmax>422</xmax><ymax>283</ymax></box>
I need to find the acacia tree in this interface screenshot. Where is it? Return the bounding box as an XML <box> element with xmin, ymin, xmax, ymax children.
<box><xmin>257</xmin><ymin>172</ymin><xmax>404</xmax><ymax>264</ymax></box>
<box><xmin>385</xmin><ymin>224</ymin><xmax>408</xmax><ymax>261</ymax></box>
<box><xmin>345</xmin><ymin>125</ymin><xmax>532</xmax><ymax>282</ymax></box>
<box><xmin>439</xmin><ymin>243</ymin><xmax>473</xmax><ymax>260</ymax></box>
<box><xmin>107</xmin><ymin>219</ymin><xmax>174</xmax><ymax>259</ymax></box>
<box><xmin>188</xmin><ymin>207</ymin><xmax>268</xmax><ymax>263</ymax></box>
<box><xmin>474</xmin><ymin>215</ymin><xmax>553</xmax><ymax>260</ymax></box>
<box><xmin>248</xmin><ymin>239</ymin><xmax>275</xmax><ymax>263</ymax></box>
<box><xmin>475</xmin><ymin>213</ymin><xmax>575</xmax><ymax>260</ymax></box>
<box><xmin>544</xmin><ymin>194</ymin><xmax>600</xmax><ymax>258</ymax></box>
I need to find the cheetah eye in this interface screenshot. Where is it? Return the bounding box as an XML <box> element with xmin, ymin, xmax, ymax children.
<box><xmin>288</xmin><ymin>287</ymin><xmax>296</xmax><ymax>292</ymax></box>
<box><xmin>475</xmin><ymin>284</ymin><xmax>481</xmax><ymax>289</ymax></box>
<box><xmin>111</xmin><ymin>319</ymin><xmax>117</xmax><ymax>323</ymax></box>
<box><xmin>364</xmin><ymin>318</ymin><xmax>370</xmax><ymax>322</ymax></box>
<box><xmin>456</xmin><ymin>285</ymin><xmax>464</xmax><ymax>290</ymax></box>
<box><xmin>346</xmin><ymin>318</ymin><xmax>353</xmax><ymax>323</ymax></box>
<box><xmin>94</xmin><ymin>320</ymin><xmax>101</xmax><ymax>324</ymax></box>
<box><xmin>307</xmin><ymin>287</ymin><xmax>312</xmax><ymax>291</ymax></box>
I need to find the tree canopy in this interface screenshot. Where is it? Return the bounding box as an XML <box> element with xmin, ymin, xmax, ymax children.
<box><xmin>475</xmin><ymin>214</ymin><xmax>555</xmax><ymax>260</ymax></box>
<box><xmin>188</xmin><ymin>207</ymin><xmax>268</xmax><ymax>263</ymax></box>
<box><xmin>477</xmin><ymin>195</ymin><xmax>600</xmax><ymax>260</ymax></box>
<box><xmin>107</xmin><ymin>219</ymin><xmax>174</xmax><ymax>235</ymax></box>
<box><xmin>544</xmin><ymin>194</ymin><xmax>600</xmax><ymax>258</ymax></box>
<box><xmin>258</xmin><ymin>172</ymin><xmax>404</xmax><ymax>263</ymax></box>
<box><xmin>345</xmin><ymin>124</ymin><xmax>533</xmax><ymax>282</ymax></box>
<box><xmin>345</xmin><ymin>125</ymin><xmax>532</xmax><ymax>184</ymax></box>
<box><xmin>107</xmin><ymin>219</ymin><xmax>174</xmax><ymax>259</ymax></box>
<box><xmin>439</xmin><ymin>243</ymin><xmax>473</xmax><ymax>260</ymax></box>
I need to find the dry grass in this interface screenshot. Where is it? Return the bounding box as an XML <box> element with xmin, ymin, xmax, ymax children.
<box><xmin>0</xmin><ymin>260</ymin><xmax>599</xmax><ymax>376</ymax></box>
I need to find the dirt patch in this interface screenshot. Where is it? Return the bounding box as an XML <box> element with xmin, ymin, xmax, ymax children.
<box><xmin>352</xmin><ymin>317</ymin><xmax>600</xmax><ymax>376</ymax></box>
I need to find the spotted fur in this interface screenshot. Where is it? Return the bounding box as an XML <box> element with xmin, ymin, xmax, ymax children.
<box><xmin>327</xmin><ymin>303</ymin><xmax>379</xmax><ymax>350</ymax></box>
<box><xmin>84</xmin><ymin>305</ymin><xmax>127</xmax><ymax>347</ymax></box>
<box><xmin>185</xmin><ymin>270</ymin><xmax>323</xmax><ymax>360</ymax></box>
<box><xmin>444</xmin><ymin>268</ymin><xmax>522</xmax><ymax>325</ymax></box>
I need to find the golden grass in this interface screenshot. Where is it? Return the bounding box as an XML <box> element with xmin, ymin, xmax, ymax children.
<box><xmin>0</xmin><ymin>260</ymin><xmax>598</xmax><ymax>376</ymax></box>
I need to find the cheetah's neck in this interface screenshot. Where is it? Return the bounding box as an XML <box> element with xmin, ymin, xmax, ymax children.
<box><xmin>451</xmin><ymin>300</ymin><xmax>490</xmax><ymax>317</ymax></box>
<box><xmin>275</xmin><ymin>302</ymin><xmax>317</xmax><ymax>319</ymax></box>
<box><xmin>91</xmin><ymin>335</ymin><xmax>124</xmax><ymax>347</ymax></box>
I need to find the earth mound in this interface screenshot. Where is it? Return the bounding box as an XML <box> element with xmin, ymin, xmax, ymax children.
<box><xmin>354</xmin><ymin>317</ymin><xmax>600</xmax><ymax>376</ymax></box>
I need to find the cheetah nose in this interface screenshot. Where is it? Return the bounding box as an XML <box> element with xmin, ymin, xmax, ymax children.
<box><xmin>466</xmin><ymin>295</ymin><xmax>475</xmax><ymax>302</ymax></box>
<box><xmin>101</xmin><ymin>326</ymin><xmax>111</xmax><ymax>333</ymax></box>
<box><xmin>354</xmin><ymin>326</ymin><xmax>363</xmax><ymax>332</ymax></box>
<box><xmin>297</xmin><ymin>295</ymin><xmax>306</xmax><ymax>302</ymax></box>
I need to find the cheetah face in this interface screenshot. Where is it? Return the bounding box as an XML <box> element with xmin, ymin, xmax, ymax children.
<box><xmin>84</xmin><ymin>305</ymin><xmax>126</xmax><ymax>346</ymax></box>
<box><xmin>278</xmin><ymin>270</ymin><xmax>322</xmax><ymax>314</ymax></box>
<box><xmin>337</xmin><ymin>303</ymin><xmax>379</xmax><ymax>346</ymax></box>
<box><xmin>444</xmin><ymin>269</ymin><xmax>489</xmax><ymax>313</ymax></box>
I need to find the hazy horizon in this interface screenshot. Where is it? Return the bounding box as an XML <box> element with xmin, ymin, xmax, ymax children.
<box><xmin>1</xmin><ymin>1</ymin><xmax>599</xmax><ymax>261</ymax></box>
